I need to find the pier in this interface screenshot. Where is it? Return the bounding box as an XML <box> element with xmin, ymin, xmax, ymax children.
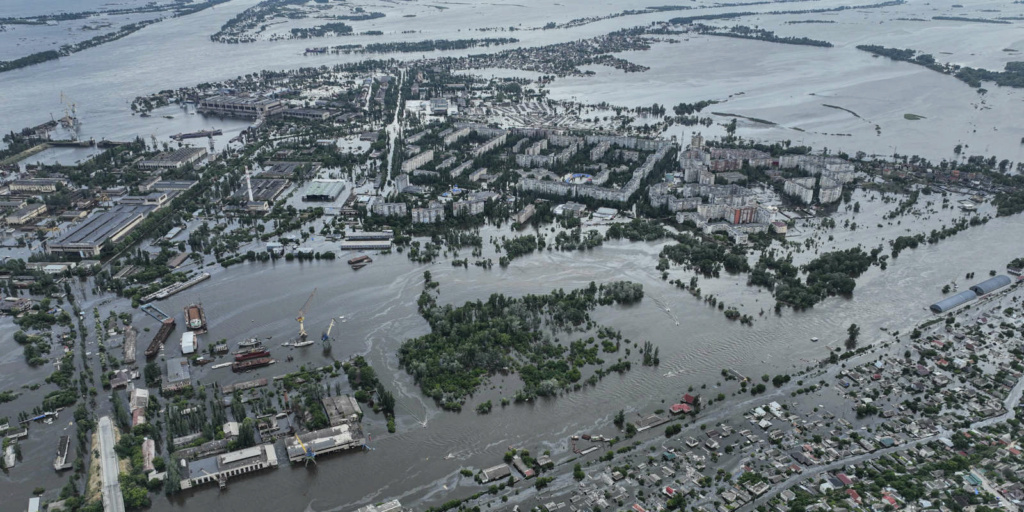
<box><xmin>141</xmin><ymin>272</ymin><xmax>210</xmax><ymax>303</ymax></box>
<box><xmin>140</xmin><ymin>303</ymin><xmax>170</xmax><ymax>322</ymax></box>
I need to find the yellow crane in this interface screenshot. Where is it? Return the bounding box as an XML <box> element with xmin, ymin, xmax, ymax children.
<box><xmin>296</xmin><ymin>288</ymin><xmax>317</xmax><ymax>339</ymax></box>
<box><xmin>293</xmin><ymin>434</ymin><xmax>316</xmax><ymax>466</ymax></box>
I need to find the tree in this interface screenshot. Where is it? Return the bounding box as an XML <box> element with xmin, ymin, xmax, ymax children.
<box><xmin>237</xmin><ymin>418</ymin><xmax>256</xmax><ymax>448</ymax></box>
<box><xmin>614</xmin><ymin>409</ymin><xmax>625</xmax><ymax>429</ymax></box>
<box><xmin>573</xmin><ymin>463</ymin><xmax>585</xmax><ymax>481</ymax></box>
<box><xmin>846</xmin><ymin>323</ymin><xmax>860</xmax><ymax>351</ymax></box>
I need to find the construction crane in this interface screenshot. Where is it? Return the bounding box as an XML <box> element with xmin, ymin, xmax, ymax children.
<box><xmin>321</xmin><ymin>318</ymin><xmax>336</xmax><ymax>350</ymax></box>
<box><xmin>296</xmin><ymin>288</ymin><xmax>317</xmax><ymax>340</ymax></box>
<box><xmin>293</xmin><ymin>434</ymin><xmax>316</xmax><ymax>466</ymax></box>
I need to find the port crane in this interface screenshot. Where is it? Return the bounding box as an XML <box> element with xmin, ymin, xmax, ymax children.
<box><xmin>296</xmin><ymin>288</ymin><xmax>317</xmax><ymax>340</ymax></box>
<box><xmin>59</xmin><ymin>92</ymin><xmax>80</xmax><ymax>140</ymax></box>
<box><xmin>293</xmin><ymin>434</ymin><xmax>316</xmax><ymax>466</ymax></box>
<box><xmin>320</xmin><ymin>318</ymin><xmax>336</xmax><ymax>351</ymax></box>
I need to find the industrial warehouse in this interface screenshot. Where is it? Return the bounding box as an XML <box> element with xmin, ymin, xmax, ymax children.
<box><xmin>45</xmin><ymin>204</ymin><xmax>156</xmax><ymax>257</ymax></box>
<box><xmin>301</xmin><ymin>180</ymin><xmax>345</xmax><ymax>202</ymax></box>
<box><xmin>930</xmin><ymin>275</ymin><xmax>1014</xmax><ymax>313</ymax></box>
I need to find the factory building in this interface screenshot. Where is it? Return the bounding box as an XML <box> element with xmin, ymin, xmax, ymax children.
<box><xmin>46</xmin><ymin>205</ymin><xmax>155</xmax><ymax>257</ymax></box>
<box><xmin>198</xmin><ymin>95</ymin><xmax>285</xmax><ymax>118</ymax></box>
<box><xmin>138</xmin><ymin>147</ymin><xmax>208</xmax><ymax>170</ymax></box>
<box><xmin>179</xmin><ymin>444</ymin><xmax>278</xmax><ymax>489</ymax></box>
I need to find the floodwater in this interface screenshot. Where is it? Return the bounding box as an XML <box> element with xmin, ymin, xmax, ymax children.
<box><xmin>2</xmin><ymin>0</ymin><xmax>1024</xmax><ymax>509</ymax></box>
<box><xmin>2</xmin><ymin>204</ymin><xmax>1021</xmax><ymax>510</ymax></box>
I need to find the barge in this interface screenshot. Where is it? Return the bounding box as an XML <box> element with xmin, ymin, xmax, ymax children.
<box><xmin>232</xmin><ymin>357</ymin><xmax>273</xmax><ymax>373</ymax></box>
<box><xmin>144</xmin><ymin>318</ymin><xmax>176</xmax><ymax>358</ymax></box>
<box><xmin>235</xmin><ymin>349</ymin><xmax>270</xmax><ymax>362</ymax></box>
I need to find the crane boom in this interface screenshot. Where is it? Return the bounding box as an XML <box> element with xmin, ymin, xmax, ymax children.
<box><xmin>294</xmin><ymin>434</ymin><xmax>316</xmax><ymax>466</ymax></box>
<box><xmin>296</xmin><ymin>288</ymin><xmax>317</xmax><ymax>338</ymax></box>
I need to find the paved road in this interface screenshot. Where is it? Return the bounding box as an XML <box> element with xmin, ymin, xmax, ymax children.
<box><xmin>98</xmin><ymin>416</ymin><xmax>126</xmax><ymax>512</ymax></box>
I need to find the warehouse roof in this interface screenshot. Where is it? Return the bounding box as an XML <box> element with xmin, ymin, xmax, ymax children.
<box><xmin>970</xmin><ymin>275</ymin><xmax>1012</xmax><ymax>296</ymax></box>
<box><xmin>930</xmin><ymin>290</ymin><xmax>978</xmax><ymax>313</ymax></box>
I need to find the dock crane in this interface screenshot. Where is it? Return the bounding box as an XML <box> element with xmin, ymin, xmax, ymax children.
<box><xmin>293</xmin><ymin>434</ymin><xmax>316</xmax><ymax>466</ymax></box>
<box><xmin>296</xmin><ymin>288</ymin><xmax>317</xmax><ymax>340</ymax></box>
<box><xmin>59</xmin><ymin>92</ymin><xmax>80</xmax><ymax>140</ymax></box>
<box><xmin>321</xmin><ymin>318</ymin><xmax>336</xmax><ymax>351</ymax></box>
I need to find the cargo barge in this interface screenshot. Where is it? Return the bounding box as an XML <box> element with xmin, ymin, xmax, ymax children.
<box><xmin>347</xmin><ymin>255</ymin><xmax>372</xmax><ymax>265</ymax></box>
<box><xmin>184</xmin><ymin>303</ymin><xmax>208</xmax><ymax>334</ymax></box>
<box><xmin>234</xmin><ymin>349</ymin><xmax>270</xmax><ymax>362</ymax></box>
<box><xmin>144</xmin><ymin>318</ymin><xmax>176</xmax><ymax>358</ymax></box>
<box><xmin>141</xmin><ymin>272</ymin><xmax>210</xmax><ymax>302</ymax></box>
<box><xmin>171</xmin><ymin>129</ymin><xmax>222</xmax><ymax>141</ymax></box>
<box><xmin>232</xmin><ymin>357</ymin><xmax>272</xmax><ymax>372</ymax></box>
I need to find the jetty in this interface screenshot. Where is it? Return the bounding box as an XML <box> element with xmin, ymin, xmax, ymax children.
<box><xmin>140</xmin><ymin>303</ymin><xmax>171</xmax><ymax>322</ymax></box>
<box><xmin>54</xmin><ymin>435</ymin><xmax>73</xmax><ymax>471</ymax></box>
<box><xmin>141</xmin><ymin>272</ymin><xmax>210</xmax><ymax>303</ymax></box>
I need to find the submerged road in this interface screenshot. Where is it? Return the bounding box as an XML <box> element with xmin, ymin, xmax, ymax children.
<box><xmin>98</xmin><ymin>416</ymin><xmax>126</xmax><ymax>512</ymax></box>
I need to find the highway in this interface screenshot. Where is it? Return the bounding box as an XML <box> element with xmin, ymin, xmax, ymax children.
<box><xmin>97</xmin><ymin>416</ymin><xmax>126</xmax><ymax>512</ymax></box>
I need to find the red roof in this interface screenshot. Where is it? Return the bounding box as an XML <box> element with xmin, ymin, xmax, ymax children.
<box><xmin>632</xmin><ymin>504</ymin><xmax>647</xmax><ymax>512</ymax></box>
<box><xmin>662</xmin><ymin>486</ymin><xmax>677</xmax><ymax>497</ymax></box>
<box><xmin>846</xmin><ymin>489</ymin><xmax>861</xmax><ymax>503</ymax></box>
<box><xmin>836</xmin><ymin>473</ymin><xmax>853</xmax><ymax>486</ymax></box>
<box><xmin>882</xmin><ymin>494</ymin><xmax>897</xmax><ymax>506</ymax></box>
<box><xmin>670</xmin><ymin>404</ymin><xmax>693</xmax><ymax>414</ymax></box>
<box><xmin>683</xmin><ymin>393</ymin><xmax>698</xmax><ymax>404</ymax></box>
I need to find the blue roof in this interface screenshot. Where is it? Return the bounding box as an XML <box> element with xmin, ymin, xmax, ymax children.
<box><xmin>970</xmin><ymin>275</ymin><xmax>1012</xmax><ymax>296</ymax></box>
<box><xmin>930</xmin><ymin>290</ymin><xmax>978</xmax><ymax>313</ymax></box>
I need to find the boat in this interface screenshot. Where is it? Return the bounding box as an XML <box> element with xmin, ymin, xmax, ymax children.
<box><xmin>211</xmin><ymin>362</ymin><xmax>232</xmax><ymax>369</ymax></box>
<box><xmin>811</xmin><ymin>337</ymin><xmax>819</xmax><ymax>342</ymax></box>
<box><xmin>184</xmin><ymin>303</ymin><xmax>208</xmax><ymax>334</ymax></box>
<box><xmin>238</xmin><ymin>337</ymin><xmax>262</xmax><ymax>348</ymax></box>
<box><xmin>351</xmin><ymin>263</ymin><xmax>368</xmax><ymax>270</ymax></box>
<box><xmin>348</xmin><ymin>255</ymin><xmax>372</xmax><ymax>265</ymax></box>
<box><xmin>290</xmin><ymin>339</ymin><xmax>315</xmax><ymax>348</ymax></box>
<box><xmin>232</xmin><ymin>357</ymin><xmax>272</xmax><ymax>372</ymax></box>
<box><xmin>235</xmin><ymin>349</ymin><xmax>270</xmax><ymax>362</ymax></box>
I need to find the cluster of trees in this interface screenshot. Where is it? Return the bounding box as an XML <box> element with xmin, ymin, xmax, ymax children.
<box><xmin>605</xmin><ymin>218</ymin><xmax>666</xmax><ymax>241</ymax></box>
<box><xmin>749</xmin><ymin>247</ymin><xmax>879</xmax><ymax>310</ymax></box>
<box><xmin>290</xmin><ymin>22</ymin><xmax>353</xmax><ymax>38</ymax></box>
<box><xmin>345</xmin><ymin>356</ymin><xmax>396</xmax><ymax>431</ymax></box>
<box><xmin>859</xmin><ymin>43</ymin><xmax>1024</xmax><ymax>89</ymax></box>
<box><xmin>660</xmin><ymin>233</ymin><xmax>750</xmax><ymax>277</ymax></box>
<box><xmin>673</xmin><ymin>100</ymin><xmax>719</xmax><ymax>116</ymax></box>
<box><xmin>554</xmin><ymin>227</ymin><xmax>604</xmax><ymax>251</ymax></box>
<box><xmin>348</xmin><ymin>38</ymin><xmax>518</xmax><ymax>54</ymax></box>
<box><xmin>399</xmin><ymin>279</ymin><xmax>645</xmax><ymax>409</ymax></box>
<box><xmin>694</xmin><ymin>24</ymin><xmax>833</xmax><ymax>47</ymax></box>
